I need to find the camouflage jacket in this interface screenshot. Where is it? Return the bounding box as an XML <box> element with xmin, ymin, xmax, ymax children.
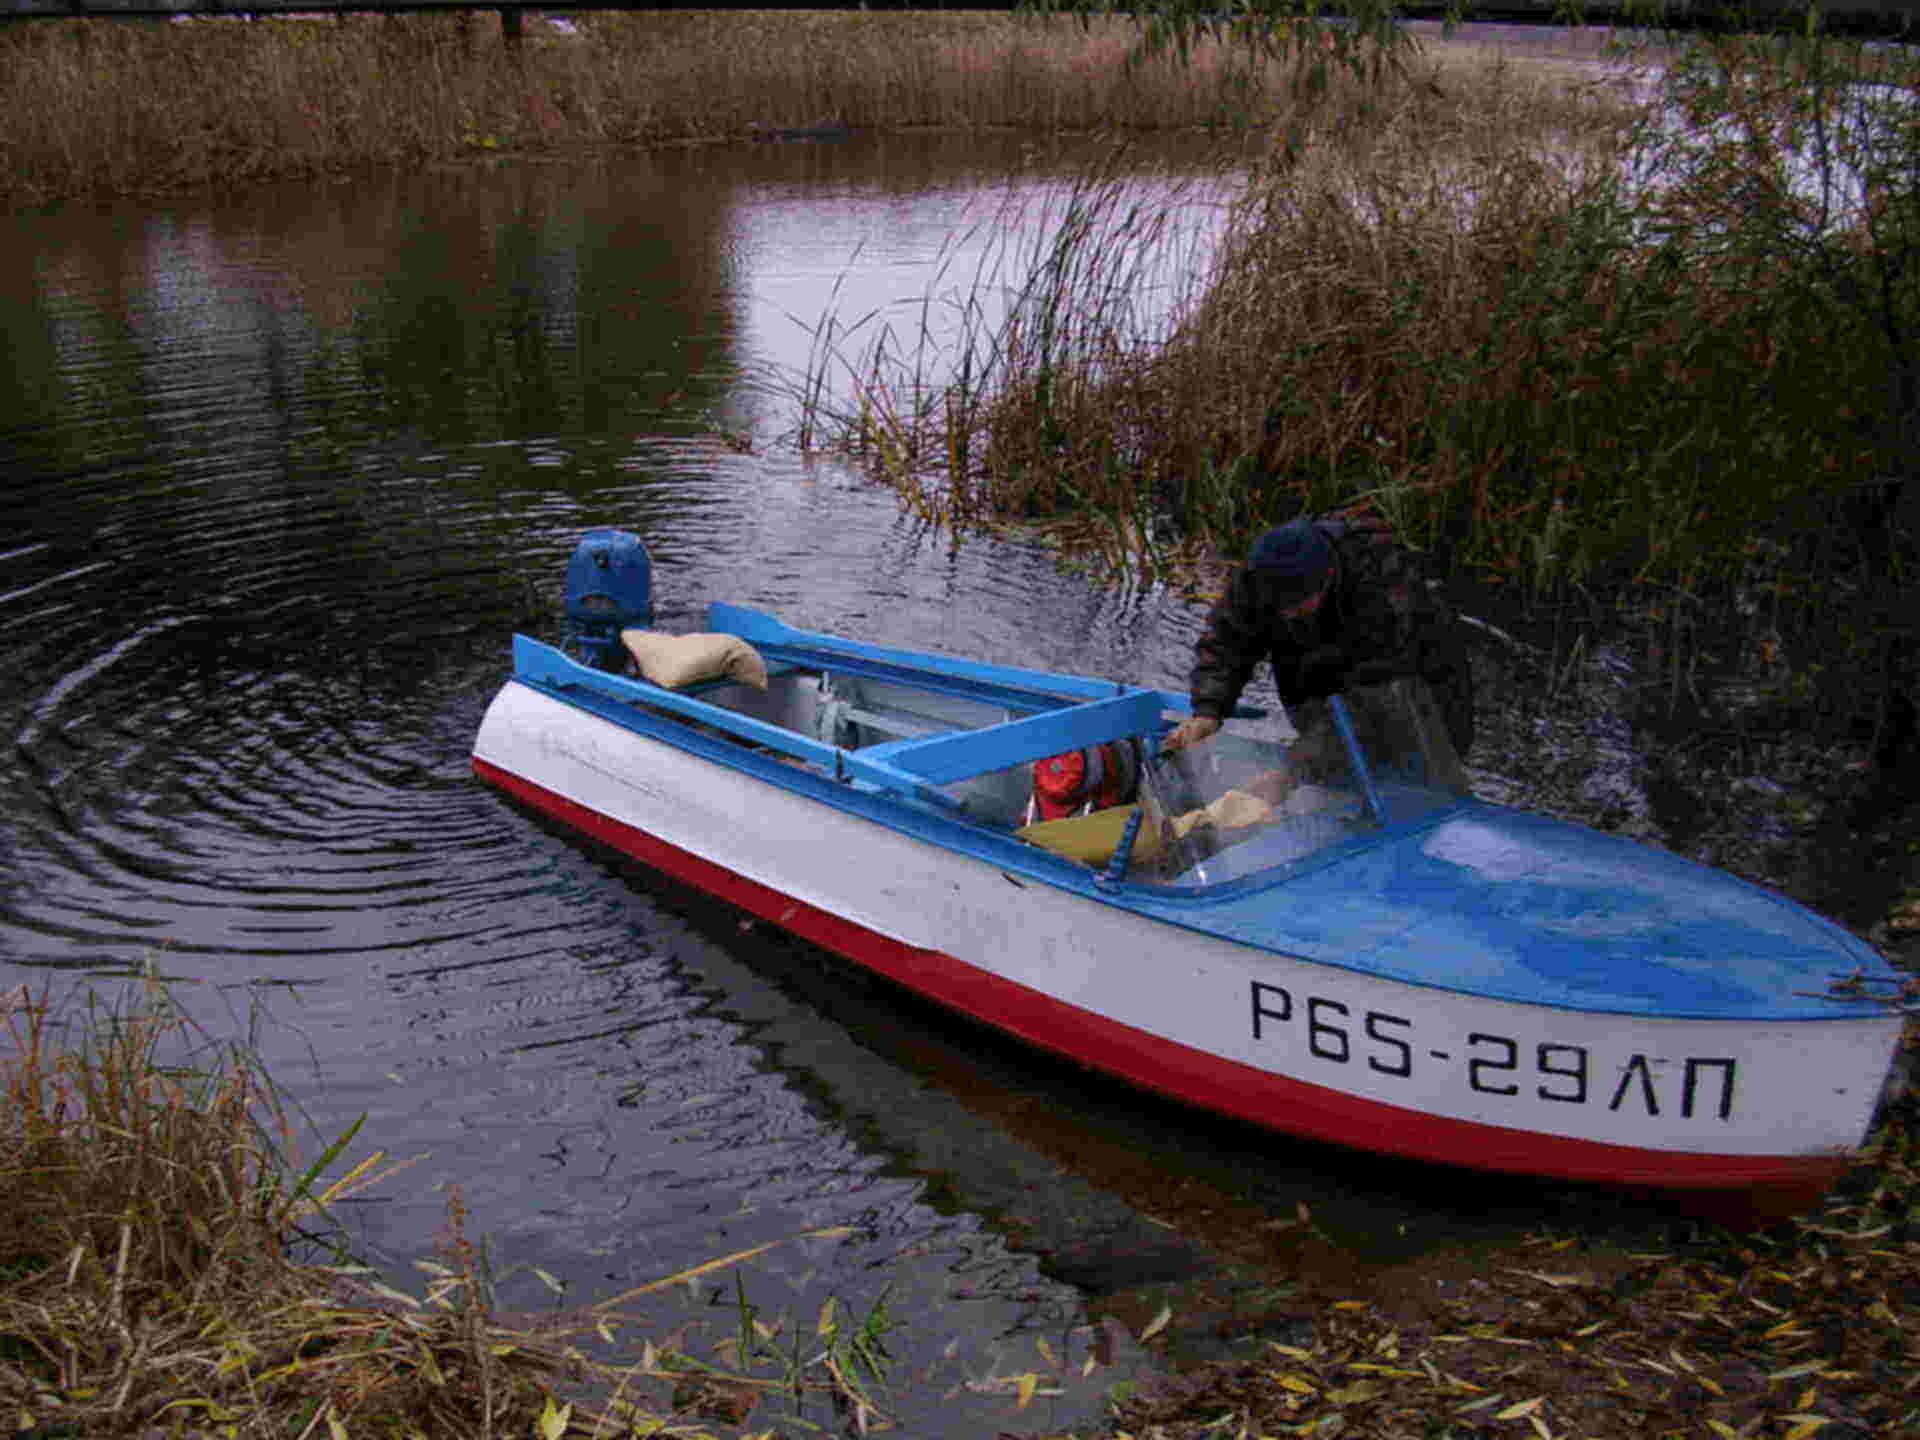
<box><xmin>1189</xmin><ymin>507</ymin><xmax>1475</xmax><ymax>757</ymax></box>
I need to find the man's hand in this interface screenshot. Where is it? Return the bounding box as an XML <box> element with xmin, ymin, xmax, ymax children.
<box><xmin>1163</xmin><ymin>715</ymin><xmax>1221</xmax><ymax>753</ymax></box>
<box><xmin>1245</xmin><ymin>768</ymin><xmax>1297</xmax><ymax>806</ymax></box>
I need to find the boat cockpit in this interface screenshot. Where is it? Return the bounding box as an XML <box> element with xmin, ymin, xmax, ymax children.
<box><xmin>515</xmin><ymin>591</ymin><xmax>1472</xmax><ymax>892</ymax></box>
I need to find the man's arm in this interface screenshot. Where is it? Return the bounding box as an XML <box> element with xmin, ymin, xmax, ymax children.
<box><xmin>1167</xmin><ymin>571</ymin><xmax>1271</xmax><ymax>753</ymax></box>
<box><xmin>1188</xmin><ymin>569</ymin><xmax>1270</xmax><ymax>721</ymax></box>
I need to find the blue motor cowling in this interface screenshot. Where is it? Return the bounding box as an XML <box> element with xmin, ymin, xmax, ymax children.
<box><xmin>563</xmin><ymin>529</ymin><xmax>653</xmax><ymax>670</ymax></box>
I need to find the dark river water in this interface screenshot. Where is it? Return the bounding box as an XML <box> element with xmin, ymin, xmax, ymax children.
<box><xmin>0</xmin><ymin>128</ymin><xmax>1894</xmax><ymax>1436</ymax></box>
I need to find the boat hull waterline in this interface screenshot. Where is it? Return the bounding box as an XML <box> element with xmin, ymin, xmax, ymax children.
<box><xmin>473</xmin><ymin>654</ymin><xmax>1905</xmax><ymax>1219</ymax></box>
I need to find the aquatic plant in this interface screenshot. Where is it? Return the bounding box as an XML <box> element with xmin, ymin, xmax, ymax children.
<box><xmin>785</xmin><ymin>51</ymin><xmax>1659</xmax><ymax>578</ymax></box>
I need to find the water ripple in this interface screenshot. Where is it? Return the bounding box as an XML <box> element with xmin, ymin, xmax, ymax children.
<box><xmin>0</xmin><ymin>145</ymin><xmax>1305</xmax><ymax>1436</ymax></box>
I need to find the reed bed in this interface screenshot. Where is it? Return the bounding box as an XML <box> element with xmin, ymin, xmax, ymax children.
<box><xmin>0</xmin><ymin>978</ymin><xmax>896</xmax><ymax>1437</ymax></box>
<box><xmin>0</xmin><ymin>10</ymin><xmax>1287</xmax><ymax>203</ymax></box>
<box><xmin>790</xmin><ymin>40</ymin><xmax>1913</xmax><ymax>620</ymax></box>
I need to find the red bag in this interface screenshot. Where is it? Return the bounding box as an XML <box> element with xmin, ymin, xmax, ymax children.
<box><xmin>1030</xmin><ymin>742</ymin><xmax>1140</xmax><ymax>822</ymax></box>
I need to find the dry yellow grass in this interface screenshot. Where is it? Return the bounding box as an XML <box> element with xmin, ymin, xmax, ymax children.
<box><xmin>786</xmin><ymin>25</ymin><xmax>1915</xmax><ymax>632</ymax></box>
<box><xmin>0</xmin><ymin>10</ymin><xmax>1654</xmax><ymax>204</ymax></box>
<box><xmin>1</xmin><ymin>9</ymin><xmax>1318</xmax><ymax>203</ymax></box>
<box><xmin>0</xmin><ymin>978</ymin><xmax>900</xmax><ymax>1437</ymax></box>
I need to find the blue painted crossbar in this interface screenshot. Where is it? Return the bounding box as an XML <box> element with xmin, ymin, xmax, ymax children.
<box><xmin>710</xmin><ymin>603</ymin><xmax>1153</xmax><ymax>706</ymax></box>
<box><xmin>706</xmin><ymin>603</ymin><xmax>1265</xmax><ymax>720</ymax></box>
<box><xmin>859</xmin><ymin>690</ymin><xmax>1165</xmax><ymax>785</ymax></box>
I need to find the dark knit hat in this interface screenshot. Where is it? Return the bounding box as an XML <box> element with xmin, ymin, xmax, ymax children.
<box><xmin>1246</xmin><ymin>519</ymin><xmax>1333</xmax><ymax>600</ymax></box>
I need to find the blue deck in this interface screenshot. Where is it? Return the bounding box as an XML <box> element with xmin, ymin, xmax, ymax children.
<box><xmin>1152</xmin><ymin>804</ymin><xmax>1897</xmax><ymax>1022</ymax></box>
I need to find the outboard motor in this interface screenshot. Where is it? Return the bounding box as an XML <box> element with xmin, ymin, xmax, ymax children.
<box><xmin>563</xmin><ymin>529</ymin><xmax>653</xmax><ymax>670</ymax></box>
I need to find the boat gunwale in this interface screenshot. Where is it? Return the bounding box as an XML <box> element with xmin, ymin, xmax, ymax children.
<box><xmin>707</xmin><ymin>600</ymin><xmax>1205</xmax><ymax>711</ymax></box>
<box><xmin>503</xmin><ymin>640</ymin><xmax>1436</xmax><ymax>907</ymax></box>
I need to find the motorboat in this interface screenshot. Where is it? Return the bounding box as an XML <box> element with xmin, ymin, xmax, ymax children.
<box><xmin>472</xmin><ymin>529</ymin><xmax>1912</xmax><ymax>1221</ymax></box>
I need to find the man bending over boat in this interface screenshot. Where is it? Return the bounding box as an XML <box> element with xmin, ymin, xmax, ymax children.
<box><xmin>1162</xmin><ymin>508</ymin><xmax>1474</xmax><ymax>769</ymax></box>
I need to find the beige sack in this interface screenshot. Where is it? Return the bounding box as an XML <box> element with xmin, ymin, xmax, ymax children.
<box><xmin>1172</xmin><ymin>788</ymin><xmax>1274</xmax><ymax>837</ymax></box>
<box><xmin>620</xmin><ymin>630</ymin><xmax>769</xmax><ymax>691</ymax></box>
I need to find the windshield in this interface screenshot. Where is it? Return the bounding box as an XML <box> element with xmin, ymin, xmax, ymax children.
<box><xmin>1134</xmin><ymin>677</ymin><xmax>1472</xmax><ymax>889</ymax></box>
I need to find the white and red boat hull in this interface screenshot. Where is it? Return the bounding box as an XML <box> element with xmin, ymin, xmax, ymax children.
<box><xmin>475</xmin><ymin>678</ymin><xmax>1902</xmax><ymax>1221</ymax></box>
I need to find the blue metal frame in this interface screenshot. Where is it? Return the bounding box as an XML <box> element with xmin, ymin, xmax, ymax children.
<box><xmin>708</xmin><ymin>603</ymin><xmax>1240</xmax><ymax>716</ymax></box>
<box><xmin>515</xmin><ymin>633</ymin><xmax>1165</xmax><ymax>803</ymax></box>
<box><xmin>1330</xmin><ymin>695</ymin><xmax>1388</xmax><ymax>824</ymax></box>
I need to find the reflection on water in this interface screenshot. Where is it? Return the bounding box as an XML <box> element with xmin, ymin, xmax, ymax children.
<box><xmin>0</xmin><ymin>122</ymin><xmax>1871</xmax><ymax>1434</ymax></box>
<box><xmin>0</xmin><ymin>131</ymin><xmax>1230</xmax><ymax>1436</ymax></box>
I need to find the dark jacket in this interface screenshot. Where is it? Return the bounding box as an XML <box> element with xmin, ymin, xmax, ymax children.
<box><xmin>1189</xmin><ymin>509</ymin><xmax>1475</xmax><ymax>758</ymax></box>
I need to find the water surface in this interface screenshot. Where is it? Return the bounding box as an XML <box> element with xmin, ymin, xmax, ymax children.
<box><xmin>1</xmin><ymin>125</ymin><xmax>1886</xmax><ymax>1435</ymax></box>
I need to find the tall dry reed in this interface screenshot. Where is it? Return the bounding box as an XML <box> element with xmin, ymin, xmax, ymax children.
<box><xmin>790</xmin><ymin>42</ymin><xmax>1911</xmax><ymax>620</ymax></box>
<box><xmin>0</xmin><ymin>11</ymin><xmax>1287</xmax><ymax>203</ymax></box>
<box><xmin>0</xmin><ymin>978</ymin><xmax>378</xmax><ymax>1430</ymax></box>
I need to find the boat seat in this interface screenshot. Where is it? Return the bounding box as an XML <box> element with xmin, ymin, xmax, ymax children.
<box><xmin>837</xmin><ymin>706</ymin><xmax>945</xmax><ymax>746</ymax></box>
<box><xmin>1017</xmin><ymin>804</ymin><xmax>1163</xmax><ymax>867</ymax></box>
<box><xmin>816</xmin><ymin>672</ymin><xmax>993</xmax><ymax>752</ymax></box>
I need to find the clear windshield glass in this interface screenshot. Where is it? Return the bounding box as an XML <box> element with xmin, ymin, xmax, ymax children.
<box><xmin>1134</xmin><ymin>677</ymin><xmax>1471</xmax><ymax>889</ymax></box>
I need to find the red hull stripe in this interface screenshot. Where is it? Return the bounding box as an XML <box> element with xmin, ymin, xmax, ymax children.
<box><xmin>475</xmin><ymin>758</ymin><xmax>1846</xmax><ymax>1210</ymax></box>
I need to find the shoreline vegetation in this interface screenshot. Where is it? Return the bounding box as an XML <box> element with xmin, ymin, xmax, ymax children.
<box><xmin>0</xmin><ymin>9</ymin><xmax>1361</xmax><ymax>202</ymax></box>
<box><xmin>774</xmin><ymin>19</ymin><xmax>1914</xmax><ymax>607</ymax></box>
<box><xmin>6</xmin><ymin>8</ymin><xmax>1920</xmax><ymax>1438</ymax></box>
<box><xmin>0</xmin><ymin>978</ymin><xmax>905</xmax><ymax>1439</ymax></box>
<box><xmin>2</xmin><ymin>962</ymin><xmax>1917</xmax><ymax>1437</ymax></box>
